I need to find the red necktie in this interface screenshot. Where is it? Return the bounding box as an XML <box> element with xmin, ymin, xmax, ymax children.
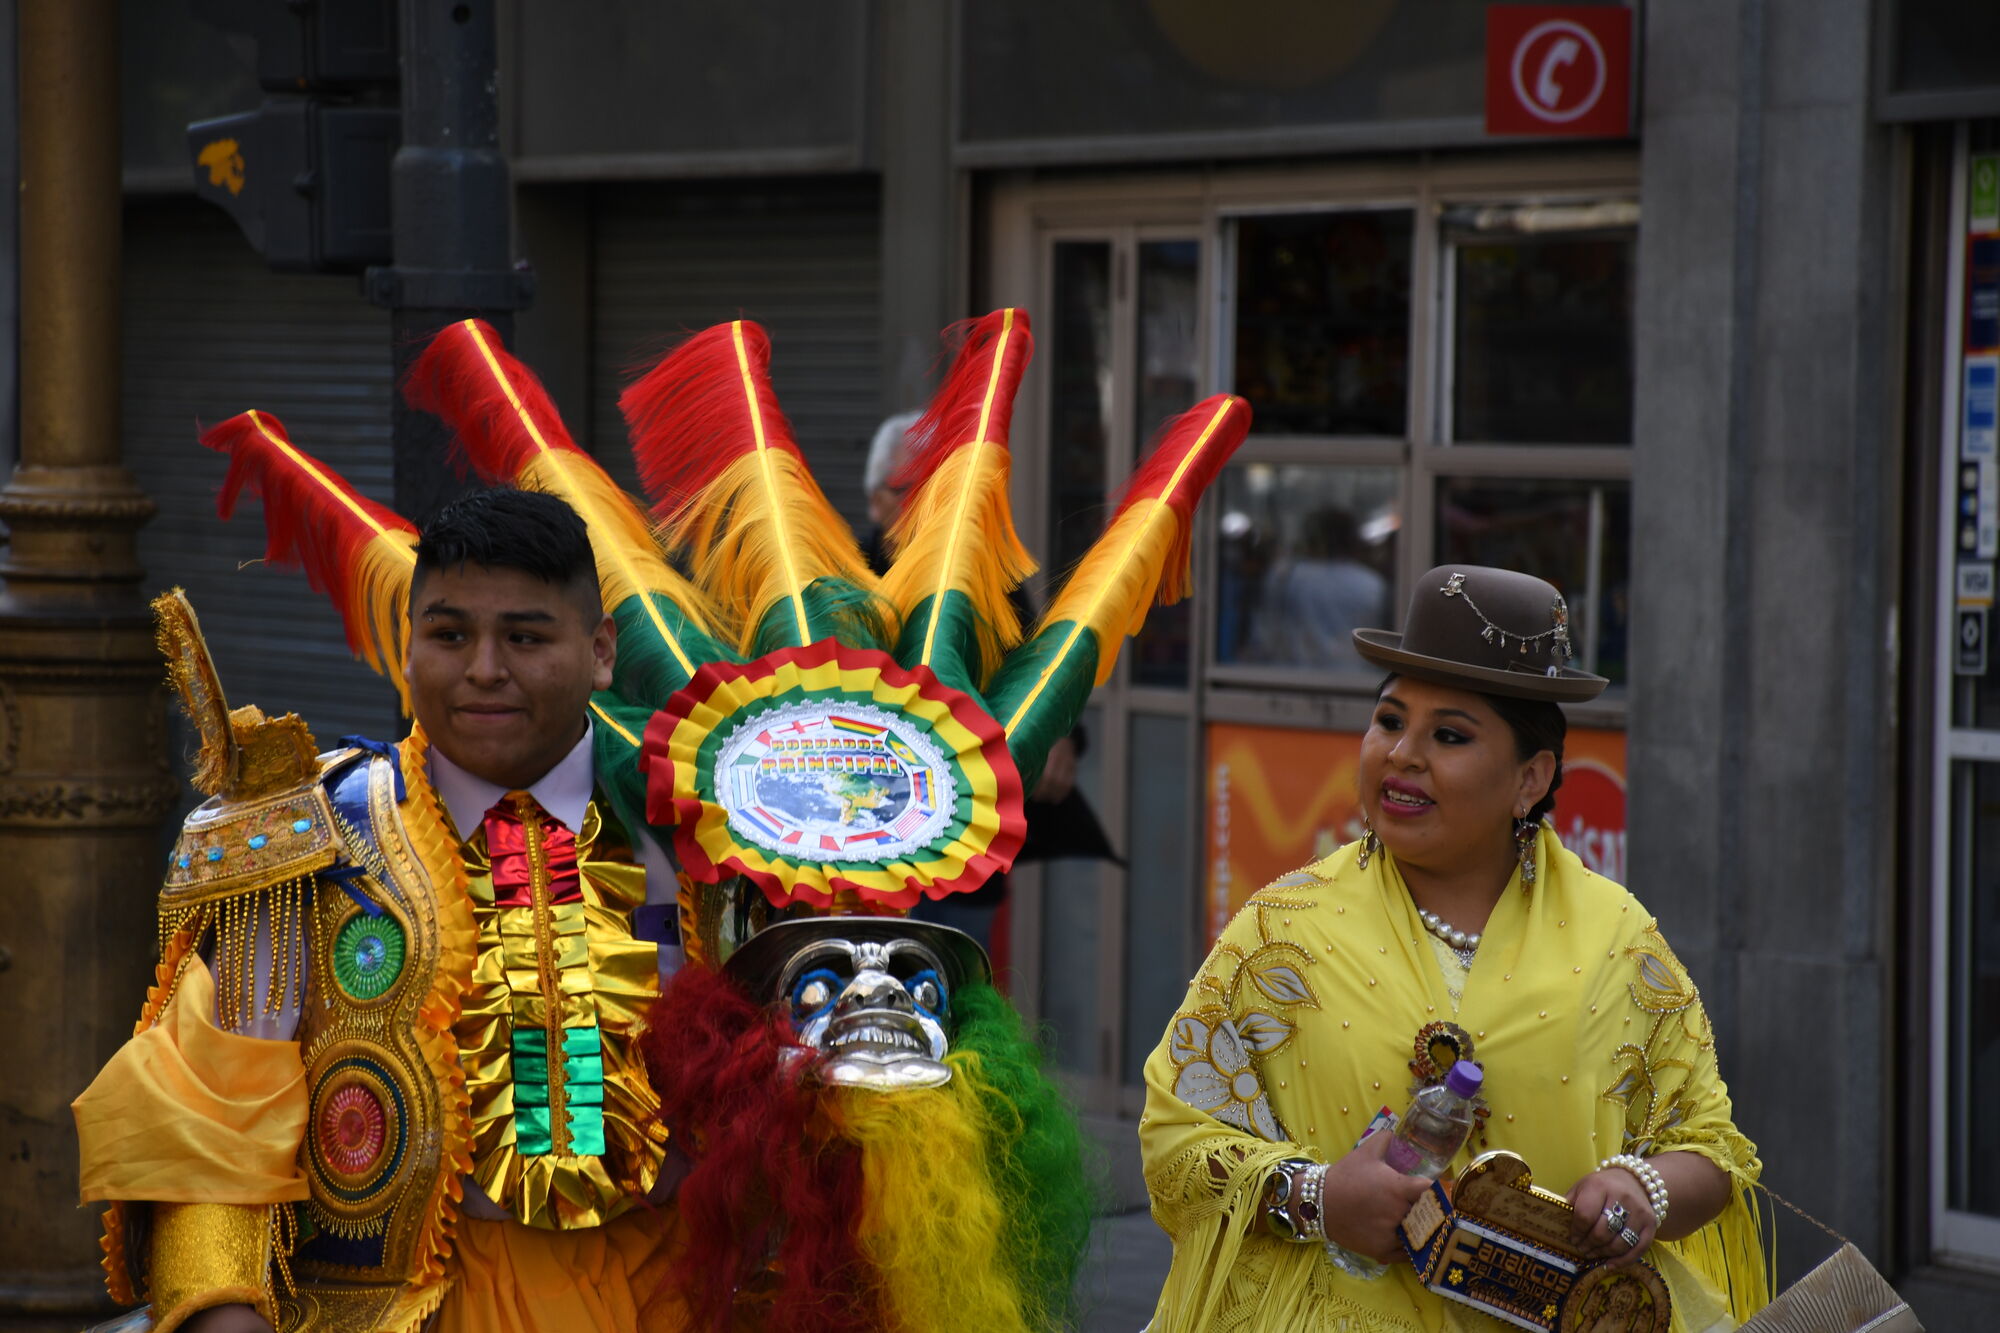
<box><xmin>482</xmin><ymin>791</ymin><xmax>582</xmax><ymax>908</ymax></box>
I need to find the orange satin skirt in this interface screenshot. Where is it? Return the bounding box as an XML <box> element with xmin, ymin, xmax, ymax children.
<box><xmin>433</xmin><ymin>1209</ymin><xmax>691</xmax><ymax>1333</ymax></box>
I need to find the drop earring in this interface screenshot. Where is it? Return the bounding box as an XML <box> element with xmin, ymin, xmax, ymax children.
<box><xmin>1358</xmin><ymin>817</ymin><xmax>1381</xmax><ymax>869</ymax></box>
<box><xmin>1514</xmin><ymin>814</ymin><xmax>1538</xmax><ymax>890</ymax></box>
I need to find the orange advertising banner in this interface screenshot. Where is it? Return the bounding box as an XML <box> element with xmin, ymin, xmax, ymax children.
<box><xmin>1204</xmin><ymin>722</ymin><xmax>1626</xmax><ymax>945</ymax></box>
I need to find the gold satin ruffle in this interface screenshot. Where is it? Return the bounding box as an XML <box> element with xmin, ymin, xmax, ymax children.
<box><xmin>458</xmin><ymin>800</ymin><xmax>666</xmax><ymax>1230</ymax></box>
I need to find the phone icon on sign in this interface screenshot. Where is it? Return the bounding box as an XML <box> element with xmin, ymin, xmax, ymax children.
<box><xmin>1535</xmin><ymin>37</ymin><xmax>1582</xmax><ymax>111</ymax></box>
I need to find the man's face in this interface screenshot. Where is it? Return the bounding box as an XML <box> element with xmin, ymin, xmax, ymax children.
<box><xmin>404</xmin><ymin>562</ymin><xmax>615</xmax><ymax>790</ymax></box>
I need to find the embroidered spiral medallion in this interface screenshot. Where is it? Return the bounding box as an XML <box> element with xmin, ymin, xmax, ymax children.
<box><xmin>306</xmin><ymin>1053</ymin><xmax>409</xmax><ymax>1212</ymax></box>
<box><xmin>333</xmin><ymin>913</ymin><xmax>405</xmax><ymax>1000</ymax></box>
<box><xmin>318</xmin><ymin>1085</ymin><xmax>387</xmax><ymax>1175</ymax></box>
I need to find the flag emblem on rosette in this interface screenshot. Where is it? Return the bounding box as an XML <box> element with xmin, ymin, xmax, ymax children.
<box><xmin>641</xmin><ymin>640</ymin><xmax>1024</xmax><ymax>910</ymax></box>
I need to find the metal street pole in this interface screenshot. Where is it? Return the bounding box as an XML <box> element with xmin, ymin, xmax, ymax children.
<box><xmin>366</xmin><ymin>0</ymin><xmax>532</xmax><ymax>524</ymax></box>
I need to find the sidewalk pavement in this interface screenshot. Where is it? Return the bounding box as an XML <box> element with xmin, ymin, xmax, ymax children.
<box><xmin>1071</xmin><ymin>1209</ymin><xmax>1171</xmax><ymax>1332</ymax></box>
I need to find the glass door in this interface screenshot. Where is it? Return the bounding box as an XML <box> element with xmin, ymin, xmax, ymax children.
<box><xmin>1019</xmin><ymin>227</ymin><xmax>1207</xmax><ymax>1114</ymax></box>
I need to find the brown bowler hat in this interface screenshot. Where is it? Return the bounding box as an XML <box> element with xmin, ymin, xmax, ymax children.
<box><xmin>1353</xmin><ymin>565</ymin><xmax>1608</xmax><ymax>703</ymax></box>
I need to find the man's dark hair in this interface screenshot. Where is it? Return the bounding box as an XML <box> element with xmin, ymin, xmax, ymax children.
<box><xmin>414</xmin><ymin>488</ymin><xmax>599</xmax><ymax>607</ymax></box>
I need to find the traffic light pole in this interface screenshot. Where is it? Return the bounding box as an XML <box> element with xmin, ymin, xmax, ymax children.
<box><xmin>366</xmin><ymin>0</ymin><xmax>532</xmax><ymax>525</ymax></box>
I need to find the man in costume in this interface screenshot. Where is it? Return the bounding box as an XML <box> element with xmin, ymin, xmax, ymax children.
<box><xmin>74</xmin><ymin>307</ymin><xmax>1250</xmax><ymax>1331</ymax></box>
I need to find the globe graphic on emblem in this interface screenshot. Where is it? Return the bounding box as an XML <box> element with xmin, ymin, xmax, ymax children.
<box><xmin>751</xmin><ymin>762</ymin><xmax>911</xmax><ymax>836</ymax></box>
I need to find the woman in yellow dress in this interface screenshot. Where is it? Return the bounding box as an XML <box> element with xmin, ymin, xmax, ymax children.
<box><xmin>1140</xmin><ymin>565</ymin><xmax>1768</xmax><ymax>1332</ymax></box>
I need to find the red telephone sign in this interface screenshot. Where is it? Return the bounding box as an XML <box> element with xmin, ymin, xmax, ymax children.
<box><xmin>1485</xmin><ymin>5</ymin><xmax>1634</xmax><ymax>138</ymax></box>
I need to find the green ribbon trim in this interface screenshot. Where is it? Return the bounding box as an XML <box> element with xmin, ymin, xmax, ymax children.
<box><xmin>510</xmin><ymin>1025</ymin><xmax>605</xmax><ymax>1157</ymax></box>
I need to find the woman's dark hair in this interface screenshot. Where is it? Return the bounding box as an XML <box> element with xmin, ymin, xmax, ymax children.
<box><xmin>1377</xmin><ymin>674</ymin><xmax>1566</xmax><ymax>822</ymax></box>
<box><xmin>414</xmin><ymin>487</ymin><xmax>599</xmax><ymax>611</ymax></box>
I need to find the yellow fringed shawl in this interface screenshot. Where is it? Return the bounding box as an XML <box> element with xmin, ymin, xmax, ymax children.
<box><xmin>1139</xmin><ymin>828</ymin><xmax>1770</xmax><ymax>1332</ymax></box>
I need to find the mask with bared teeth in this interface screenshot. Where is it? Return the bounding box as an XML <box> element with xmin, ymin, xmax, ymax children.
<box><xmin>721</xmin><ymin>917</ymin><xmax>990</xmax><ymax>1091</ymax></box>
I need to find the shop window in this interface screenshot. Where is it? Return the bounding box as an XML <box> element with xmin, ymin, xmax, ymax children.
<box><xmin>1435</xmin><ymin>477</ymin><xmax>1630</xmax><ymax>684</ymax></box>
<box><xmin>1132</xmin><ymin>239</ymin><xmax>1204</xmax><ymax>687</ymax></box>
<box><xmin>1448</xmin><ymin>232</ymin><xmax>1635</xmax><ymax>445</ymax></box>
<box><xmin>1232</xmin><ymin>210</ymin><xmax>1413</xmax><ymax>437</ymax></box>
<box><xmin>1214</xmin><ymin>463</ymin><xmax>1401</xmax><ymax>673</ymax></box>
<box><xmin>1049</xmin><ymin>241</ymin><xmax>1114</xmax><ymax>577</ymax></box>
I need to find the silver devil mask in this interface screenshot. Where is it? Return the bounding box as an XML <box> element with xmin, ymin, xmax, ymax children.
<box><xmin>723</xmin><ymin>917</ymin><xmax>990</xmax><ymax>1091</ymax></box>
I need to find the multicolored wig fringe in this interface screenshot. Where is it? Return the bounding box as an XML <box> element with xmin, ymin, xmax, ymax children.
<box><xmin>640</xmin><ymin>970</ymin><xmax>1092</xmax><ymax>1333</ymax></box>
<box><xmin>640</xmin><ymin>964</ymin><xmax>879</xmax><ymax>1333</ymax></box>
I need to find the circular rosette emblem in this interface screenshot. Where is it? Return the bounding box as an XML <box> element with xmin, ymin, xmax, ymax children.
<box><xmin>641</xmin><ymin>641</ymin><xmax>1025</xmax><ymax>910</ymax></box>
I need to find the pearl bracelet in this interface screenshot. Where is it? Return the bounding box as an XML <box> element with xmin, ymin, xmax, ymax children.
<box><xmin>1262</xmin><ymin>1160</ymin><xmax>1328</xmax><ymax>1243</ymax></box>
<box><xmin>1599</xmin><ymin>1153</ymin><xmax>1669</xmax><ymax>1227</ymax></box>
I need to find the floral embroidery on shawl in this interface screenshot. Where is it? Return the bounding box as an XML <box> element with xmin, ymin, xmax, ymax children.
<box><xmin>1164</xmin><ymin>892</ymin><xmax>1319</xmax><ymax>1144</ymax></box>
<box><xmin>1603</xmin><ymin>923</ymin><xmax>1708</xmax><ymax>1156</ymax></box>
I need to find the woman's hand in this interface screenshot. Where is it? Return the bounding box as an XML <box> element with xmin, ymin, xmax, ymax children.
<box><xmin>1319</xmin><ymin>1129</ymin><xmax>1434</xmax><ymax>1264</ymax></box>
<box><xmin>1566</xmin><ymin>1166</ymin><xmax>1657</xmax><ymax>1268</ymax></box>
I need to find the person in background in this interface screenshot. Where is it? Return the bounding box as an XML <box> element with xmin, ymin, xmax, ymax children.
<box><xmin>861</xmin><ymin>411</ymin><xmax>1115</xmax><ymax>953</ymax></box>
<box><xmin>1246</xmin><ymin>505</ymin><xmax>1388</xmax><ymax>669</ymax></box>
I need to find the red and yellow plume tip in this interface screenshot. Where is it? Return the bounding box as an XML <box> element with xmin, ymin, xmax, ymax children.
<box><xmin>880</xmin><ymin>308</ymin><xmax>1038</xmax><ymax>692</ymax></box>
<box><xmin>984</xmin><ymin>394</ymin><xmax>1251</xmax><ymax>786</ymax></box>
<box><xmin>202</xmin><ymin>409</ymin><xmax>418</xmax><ymax>712</ymax></box>
<box><xmin>403</xmin><ymin>319</ymin><xmax>731</xmax><ymax>697</ymax></box>
<box><xmin>619</xmin><ymin>320</ymin><xmax>884</xmax><ymax>656</ymax></box>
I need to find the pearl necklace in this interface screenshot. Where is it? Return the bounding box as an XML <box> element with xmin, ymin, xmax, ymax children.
<box><xmin>1418</xmin><ymin>908</ymin><xmax>1481</xmax><ymax>957</ymax></box>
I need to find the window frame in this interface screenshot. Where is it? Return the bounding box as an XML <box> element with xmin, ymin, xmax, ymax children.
<box><xmin>1928</xmin><ymin>125</ymin><xmax>2000</xmax><ymax>1274</ymax></box>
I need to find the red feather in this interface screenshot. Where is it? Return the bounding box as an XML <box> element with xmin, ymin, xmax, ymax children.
<box><xmin>201</xmin><ymin>410</ymin><xmax>419</xmax><ymax>693</ymax></box>
<box><xmin>890</xmin><ymin>308</ymin><xmax>1034</xmax><ymax>494</ymax></box>
<box><xmin>1105</xmin><ymin>393</ymin><xmax>1250</xmax><ymax>604</ymax></box>
<box><xmin>403</xmin><ymin>317</ymin><xmax>585</xmax><ymax>479</ymax></box>
<box><xmin>618</xmin><ymin>321</ymin><xmax>805</xmax><ymax>521</ymax></box>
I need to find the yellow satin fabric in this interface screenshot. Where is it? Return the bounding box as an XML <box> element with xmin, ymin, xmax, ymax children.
<box><xmin>1139</xmin><ymin>829</ymin><xmax>1767</xmax><ymax>1333</ymax></box>
<box><xmin>73</xmin><ymin>956</ymin><xmax>308</xmax><ymax>1205</ymax></box>
<box><xmin>458</xmin><ymin>800</ymin><xmax>668</xmax><ymax>1229</ymax></box>
<box><xmin>432</xmin><ymin>1210</ymin><xmax>689</xmax><ymax>1333</ymax></box>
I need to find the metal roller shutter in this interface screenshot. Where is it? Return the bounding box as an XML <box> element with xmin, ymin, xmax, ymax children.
<box><xmin>588</xmin><ymin>178</ymin><xmax>882</xmax><ymax>533</ymax></box>
<box><xmin>122</xmin><ymin>196</ymin><xmax>403</xmax><ymax>750</ymax></box>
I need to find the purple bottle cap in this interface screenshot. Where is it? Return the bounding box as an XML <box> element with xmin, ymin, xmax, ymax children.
<box><xmin>1444</xmin><ymin>1061</ymin><xmax>1484</xmax><ymax>1098</ymax></box>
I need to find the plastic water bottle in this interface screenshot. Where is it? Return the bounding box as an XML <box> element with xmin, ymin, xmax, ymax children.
<box><xmin>1384</xmin><ymin>1060</ymin><xmax>1484</xmax><ymax>1178</ymax></box>
<box><xmin>1325</xmin><ymin>1062</ymin><xmax>1484</xmax><ymax>1281</ymax></box>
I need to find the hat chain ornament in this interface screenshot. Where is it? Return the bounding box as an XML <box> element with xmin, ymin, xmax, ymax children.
<box><xmin>1439</xmin><ymin>571</ymin><xmax>1573</xmax><ymax>676</ymax></box>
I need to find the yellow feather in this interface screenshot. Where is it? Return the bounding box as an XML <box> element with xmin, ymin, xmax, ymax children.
<box><xmin>670</xmin><ymin>450</ymin><xmax>883</xmax><ymax>653</ymax></box>
<box><xmin>1037</xmin><ymin>498</ymin><xmax>1184</xmax><ymax>689</ymax></box>
<box><xmin>880</xmin><ymin>443</ymin><xmax>1036</xmax><ymax>680</ymax></box>
<box><xmin>349</xmin><ymin>530</ymin><xmax>419</xmax><ymax>714</ymax></box>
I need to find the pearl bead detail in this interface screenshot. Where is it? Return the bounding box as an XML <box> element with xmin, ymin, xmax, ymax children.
<box><xmin>1418</xmin><ymin>908</ymin><xmax>1480</xmax><ymax>953</ymax></box>
<box><xmin>1600</xmin><ymin>1154</ymin><xmax>1670</xmax><ymax>1225</ymax></box>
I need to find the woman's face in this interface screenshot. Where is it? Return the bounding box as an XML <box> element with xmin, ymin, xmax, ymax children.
<box><xmin>1359</xmin><ymin>676</ymin><xmax>1554</xmax><ymax>880</ymax></box>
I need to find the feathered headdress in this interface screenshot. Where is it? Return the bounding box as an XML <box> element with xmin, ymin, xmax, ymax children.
<box><xmin>203</xmin><ymin>315</ymin><xmax>1247</xmax><ymax>922</ymax></box>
